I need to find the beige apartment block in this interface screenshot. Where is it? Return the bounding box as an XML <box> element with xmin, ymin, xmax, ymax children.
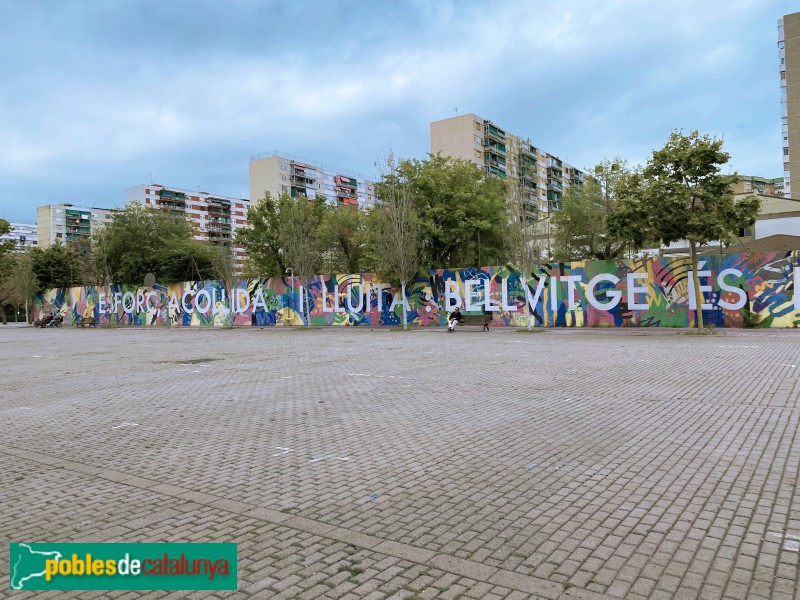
<box><xmin>430</xmin><ymin>113</ymin><xmax>584</xmax><ymax>221</ymax></box>
<box><xmin>36</xmin><ymin>204</ymin><xmax>117</xmax><ymax>249</ymax></box>
<box><xmin>249</xmin><ymin>152</ymin><xmax>378</xmax><ymax>208</ymax></box>
<box><xmin>780</xmin><ymin>12</ymin><xmax>800</xmax><ymax>197</ymax></box>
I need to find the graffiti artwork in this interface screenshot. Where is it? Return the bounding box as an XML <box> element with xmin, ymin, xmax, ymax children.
<box><xmin>33</xmin><ymin>252</ymin><xmax>800</xmax><ymax>328</ymax></box>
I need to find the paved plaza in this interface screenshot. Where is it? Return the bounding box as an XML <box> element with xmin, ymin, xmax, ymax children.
<box><xmin>1</xmin><ymin>326</ymin><xmax>799</xmax><ymax>600</ymax></box>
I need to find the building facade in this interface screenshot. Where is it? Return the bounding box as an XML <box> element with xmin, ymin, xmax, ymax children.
<box><xmin>249</xmin><ymin>152</ymin><xmax>378</xmax><ymax>208</ymax></box>
<box><xmin>36</xmin><ymin>204</ymin><xmax>116</xmax><ymax>249</ymax></box>
<box><xmin>0</xmin><ymin>222</ymin><xmax>37</xmax><ymax>251</ymax></box>
<box><xmin>430</xmin><ymin>113</ymin><xmax>585</xmax><ymax>220</ymax></box>
<box><xmin>124</xmin><ymin>184</ymin><xmax>250</xmax><ymax>274</ymax></box>
<box><xmin>780</xmin><ymin>12</ymin><xmax>800</xmax><ymax>197</ymax></box>
<box><xmin>732</xmin><ymin>175</ymin><xmax>785</xmax><ymax>196</ymax></box>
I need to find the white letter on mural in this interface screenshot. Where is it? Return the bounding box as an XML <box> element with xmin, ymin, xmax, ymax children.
<box><xmin>796</xmin><ymin>267</ymin><xmax>800</xmax><ymax>310</ymax></box>
<box><xmin>373</xmin><ymin>283</ymin><xmax>390</xmax><ymax>312</ymax></box>
<box><xmin>235</xmin><ymin>289</ymin><xmax>250</xmax><ymax>314</ymax></box>
<box><xmin>586</xmin><ymin>273</ymin><xmax>621</xmax><ymax>310</ymax></box>
<box><xmin>136</xmin><ymin>291</ymin><xmax>145</xmax><ymax>313</ymax></box>
<box><xmin>465</xmin><ymin>279</ymin><xmax>481</xmax><ymax>311</ymax></box>
<box><xmin>501</xmin><ymin>278</ymin><xmax>517</xmax><ymax>311</ymax></box>
<box><xmin>550</xmin><ymin>276</ymin><xmax>559</xmax><ymax>310</ymax></box>
<box><xmin>334</xmin><ymin>286</ymin><xmax>346</xmax><ymax>313</ymax></box>
<box><xmin>321</xmin><ymin>284</ymin><xmax>333</xmax><ymax>313</ymax></box>
<box><xmin>146</xmin><ymin>291</ymin><xmax>158</xmax><ymax>310</ymax></box>
<box><xmin>346</xmin><ymin>284</ymin><xmax>364</xmax><ymax>312</ymax></box>
<box><xmin>99</xmin><ymin>293</ymin><xmax>107</xmax><ymax>314</ymax></box>
<box><xmin>717</xmin><ymin>268</ymin><xmax>747</xmax><ymax>310</ymax></box>
<box><xmin>626</xmin><ymin>272</ymin><xmax>649</xmax><ymax>310</ymax></box>
<box><xmin>195</xmin><ymin>290</ymin><xmax>211</xmax><ymax>314</ymax></box>
<box><xmin>445</xmin><ymin>280</ymin><xmax>462</xmax><ymax>310</ymax></box>
<box><xmin>181</xmin><ymin>291</ymin><xmax>194</xmax><ymax>314</ymax></box>
<box><xmin>389</xmin><ymin>288</ymin><xmax>411</xmax><ymax>313</ymax></box>
<box><xmin>562</xmin><ymin>276</ymin><xmax>581</xmax><ymax>310</ymax></box>
<box><xmin>525</xmin><ymin>275</ymin><xmax>547</xmax><ymax>312</ymax></box>
<box><xmin>252</xmin><ymin>289</ymin><xmax>267</xmax><ymax>312</ymax></box>
<box><xmin>169</xmin><ymin>293</ymin><xmax>180</xmax><ymax>313</ymax></box>
<box><xmin>688</xmin><ymin>262</ymin><xmax>713</xmax><ymax>310</ymax></box>
<box><xmin>212</xmin><ymin>289</ymin><xmax>228</xmax><ymax>314</ymax></box>
<box><xmin>483</xmin><ymin>280</ymin><xmax>500</xmax><ymax>312</ymax></box>
<box><xmin>122</xmin><ymin>292</ymin><xmax>135</xmax><ymax>314</ymax></box>
<box><xmin>113</xmin><ymin>292</ymin><xmax>122</xmax><ymax>313</ymax></box>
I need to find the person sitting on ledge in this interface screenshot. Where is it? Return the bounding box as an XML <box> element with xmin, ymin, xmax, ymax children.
<box><xmin>447</xmin><ymin>306</ymin><xmax>462</xmax><ymax>332</ymax></box>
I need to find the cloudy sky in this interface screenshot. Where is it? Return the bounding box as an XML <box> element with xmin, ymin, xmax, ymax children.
<box><xmin>0</xmin><ymin>0</ymin><xmax>796</xmax><ymax>222</ymax></box>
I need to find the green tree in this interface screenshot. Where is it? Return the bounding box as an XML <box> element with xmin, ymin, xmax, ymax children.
<box><xmin>366</xmin><ymin>154</ymin><xmax>424</xmax><ymax>329</ymax></box>
<box><xmin>316</xmin><ymin>204</ymin><xmax>366</xmax><ymax>273</ymax></box>
<box><xmin>153</xmin><ymin>241</ymin><xmax>222</xmax><ymax>283</ymax></box>
<box><xmin>279</xmin><ymin>195</ymin><xmax>326</xmax><ymax>325</ymax></box>
<box><xmin>9</xmin><ymin>250</ymin><xmax>38</xmax><ymax>323</ymax></box>
<box><xmin>0</xmin><ymin>219</ymin><xmax>18</xmax><ymax>323</ymax></box>
<box><xmin>390</xmin><ymin>154</ymin><xmax>509</xmax><ymax>268</ymax></box>
<box><xmin>610</xmin><ymin>130</ymin><xmax>760</xmax><ymax>328</ymax></box>
<box><xmin>31</xmin><ymin>243</ymin><xmax>85</xmax><ymax>289</ymax></box>
<box><xmin>552</xmin><ymin>159</ymin><xmax>636</xmax><ymax>261</ymax></box>
<box><xmin>235</xmin><ymin>192</ymin><xmax>286</xmax><ymax>278</ymax></box>
<box><xmin>94</xmin><ymin>202</ymin><xmax>217</xmax><ymax>284</ymax></box>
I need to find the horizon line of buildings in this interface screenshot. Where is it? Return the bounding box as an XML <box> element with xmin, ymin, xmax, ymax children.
<box><xmin>3</xmin><ymin>10</ymin><xmax>797</xmax><ymax>269</ymax></box>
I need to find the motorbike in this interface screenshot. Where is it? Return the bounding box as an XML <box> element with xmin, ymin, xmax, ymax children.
<box><xmin>34</xmin><ymin>314</ymin><xmax>63</xmax><ymax>328</ymax></box>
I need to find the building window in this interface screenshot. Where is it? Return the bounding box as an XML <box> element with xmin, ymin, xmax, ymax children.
<box><xmin>280</xmin><ymin>163</ymin><xmax>287</xmax><ymax>170</ymax></box>
<box><xmin>281</xmin><ymin>174</ymin><xmax>287</xmax><ymax>181</ymax></box>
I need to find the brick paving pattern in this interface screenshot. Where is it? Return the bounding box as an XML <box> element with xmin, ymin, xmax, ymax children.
<box><xmin>1</xmin><ymin>326</ymin><xmax>798</xmax><ymax>599</ymax></box>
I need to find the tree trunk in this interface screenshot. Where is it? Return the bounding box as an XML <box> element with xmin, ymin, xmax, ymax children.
<box><xmin>401</xmin><ymin>282</ymin><xmax>408</xmax><ymax>330</ymax></box>
<box><xmin>689</xmin><ymin>240</ymin><xmax>704</xmax><ymax>329</ymax></box>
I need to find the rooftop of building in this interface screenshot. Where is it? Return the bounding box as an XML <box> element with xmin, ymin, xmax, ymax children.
<box><xmin>249</xmin><ymin>150</ymin><xmax>376</xmax><ymax>183</ymax></box>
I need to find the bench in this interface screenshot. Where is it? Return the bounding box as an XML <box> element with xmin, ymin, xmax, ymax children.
<box><xmin>78</xmin><ymin>316</ymin><xmax>97</xmax><ymax>328</ymax></box>
<box><xmin>454</xmin><ymin>313</ymin><xmax>492</xmax><ymax>332</ymax></box>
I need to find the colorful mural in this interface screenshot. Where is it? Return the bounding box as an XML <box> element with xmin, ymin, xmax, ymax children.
<box><xmin>33</xmin><ymin>252</ymin><xmax>800</xmax><ymax>328</ymax></box>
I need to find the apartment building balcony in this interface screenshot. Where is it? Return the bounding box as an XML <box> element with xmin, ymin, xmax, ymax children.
<box><xmin>334</xmin><ymin>175</ymin><xmax>358</xmax><ymax>189</ymax></box>
<box><xmin>158</xmin><ymin>190</ymin><xmax>187</xmax><ymax>212</ymax></box>
<box><xmin>546</xmin><ymin>157</ymin><xmax>563</xmax><ymax>169</ymax></box>
<box><xmin>291</xmin><ymin>186</ymin><xmax>308</xmax><ymax>198</ymax></box>
<box><xmin>546</xmin><ymin>167</ymin><xmax>563</xmax><ymax>181</ymax></box>
<box><xmin>484</xmin><ymin>153</ymin><xmax>507</xmax><ymax>168</ymax></box>
<box><xmin>486</xmin><ymin>165</ymin><xmax>507</xmax><ymax>178</ymax></box>
<box><xmin>547</xmin><ymin>179</ymin><xmax>564</xmax><ymax>191</ymax></box>
<box><xmin>484</xmin><ymin>124</ymin><xmax>506</xmax><ymax>143</ymax></box>
<box><xmin>547</xmin><ymin>189</ymin><xmax>562</xmax><ymax>211</ymax></box>
<box><xmin>518</xmin><ymin>152</ymin><xmax>537</xmax><ymax>169</ymax></box>
<box><xmin>336</xmin><ymin>195</ymin><xmax>359</xmax><ymax>206</ymax></box>
<box><xmin>518</xmin><ymin>177</ymin><xmax>536</xmax><ymax>190</ymax></box>
<box><xmin>483</xmin><ymin>139</ymin><xmax>506</xmax><ymax>155</ymax></box>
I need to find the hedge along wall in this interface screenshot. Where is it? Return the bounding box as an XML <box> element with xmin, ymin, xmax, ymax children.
<box><xmin>33</xmin><ymin>252</ymin><xmax>800</xmax><ymax>328</ymax></box>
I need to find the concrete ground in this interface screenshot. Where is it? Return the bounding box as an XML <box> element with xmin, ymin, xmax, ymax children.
<box><xmin>1</xmin><ymin>326</ymin><xmax>799</xmax><ymax>600</ymax></box>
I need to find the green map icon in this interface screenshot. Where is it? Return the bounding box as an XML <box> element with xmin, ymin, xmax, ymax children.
<box><xmin>10</xmin><ymin>543</ymin><xmax>63</xmax><ymax>590</ymax></box>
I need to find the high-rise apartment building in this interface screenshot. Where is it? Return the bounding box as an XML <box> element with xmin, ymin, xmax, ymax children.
<box><xmin>249</xmin><ymin>152</ymin><xmax>378</xmax><ymax>208</ymax></box>
<box><xmin>430</xmin><ymin>113</ymin><xmax>584</xmax><ymax>220</ymax></box>
<box><xmin>780</xmin><ymin>12</ymin><xmax>800</xmax><ymax>197</ymax></box>
<box><xmin>0</xmin><ymin>222</ymin><xmax>37</xmax><ymax>251</ymax></box>
<box><xmin>36</xmin><ymin>204</ymin><xmax>117</xmax><ymax>249</ymax></box>
<box><xmin>125</xmin><ymin>184</ymin><xmax>250</xmax><ymax>274</ymax></box>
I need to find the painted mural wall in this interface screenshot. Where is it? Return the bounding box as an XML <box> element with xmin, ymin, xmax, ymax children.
<box><xmin>33</xmin><ymin>252</ymin><xmax>800</xmax><ymax>328</ymax></box>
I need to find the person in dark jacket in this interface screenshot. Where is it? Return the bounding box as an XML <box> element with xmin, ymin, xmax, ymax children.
<box><xmin>447</xmin><ymin>306</ymin><xmax>462</xmax><ymax>332</ymax></box>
